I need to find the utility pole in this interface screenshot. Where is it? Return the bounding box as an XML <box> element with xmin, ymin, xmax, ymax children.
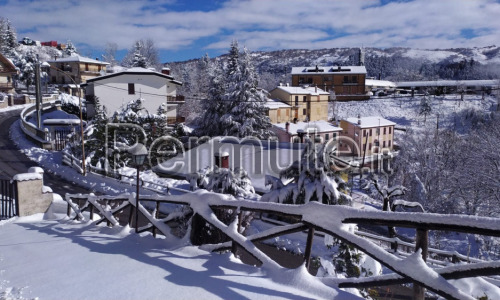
<box><xmin>35</xmin><ymin>58</ymin><xmax>42</xmax><ymax>129</ymax></box>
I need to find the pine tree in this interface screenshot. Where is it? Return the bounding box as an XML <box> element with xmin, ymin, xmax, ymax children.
<box><xmin>262</xmin><ymin>141</ymin><xmax>351</xmax><ymax>205</ymax></box>
<box><xmin>220</xmin><ymin>47</ymin><xmax>273</xmax><ymax>139</ymax></box>
<box><xmin>19</xmin><ymin>49</ymin><xmax>37</xmax><ymax>91</ymax></box>
<box><xmin>0</xmin><ymin>18</ymin><xmax>17</xmax><ymax>57</ymax></box>
<box><xmin>131</xmin><ymin>41</ymin><xmax>147</xmax><ymax>68</ymax></box>
<box><xmin>84</xmin><ymin>96</ymin><xmax>110</xmax><ymax>168</ymax></box>
<box><xmin>193</xmin><ymin>60</ymin><xmax>226</xmax><ymax>136</ymax></box>
<box><xmin>64</xmin><ymin>40</ymin><xmax>78</xmax><ymax>57</ymax></box>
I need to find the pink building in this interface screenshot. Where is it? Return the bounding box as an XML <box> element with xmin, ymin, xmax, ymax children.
<box><xmin>339</xmin><ymin>116</ymin><xmax>396</xmax><ymax>157</ymax></box>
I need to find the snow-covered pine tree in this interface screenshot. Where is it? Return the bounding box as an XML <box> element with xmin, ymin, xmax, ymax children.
<box><xmin>188</xmin><ymin>166</ymin><xmax>256</xmax><ymax>245</ymax></box>
<box><xmin>83</xmin><ymin>96</ymin><xmax>110</xmax><ymax>169</ymax></box>
<box><xmin>0</xmin><ymin>19</ymin><xmax>17</xmax><ymax>56</ymax></box>
<box><xmin>193</xmin><ymin>59</ymin><xmax>226</xmax><ymax>136</ymax></box>
<box><xmin>64</xmin><ymin>40</ymin><xmax>78</xmax><ymax>57</ymax></box>
<box><xmin>220</xmin><ymin>46</ymin><xmax>274</xmax><ymax>139</ymax></box>
<box><xmin>18</xmin><ymin>49</ymin><xmax>37</xmax><ymax>91</ymax></box>
<box><xmin>131</xmin><ymin>41</ymin><xmax>147</xmax><ymax>68</ymax></box>
<box><xmin>262</xmin><ymin>141</ymin><xmax>351</xmax><ymax>205</ymax></box>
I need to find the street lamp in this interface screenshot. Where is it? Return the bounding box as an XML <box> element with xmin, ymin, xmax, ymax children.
<box><xmin>129</xmin><ymin>143</ymin><xmax>148</xmax><ymax>233</ymax></box>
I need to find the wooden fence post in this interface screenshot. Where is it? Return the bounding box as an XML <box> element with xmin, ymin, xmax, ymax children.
<box><xmin>304</xmin><ymin>227</ymin><xmax>315</xmax><ymax>271</ymax></box>
<box><xmin>413</xmin><ymin>228</ymin><xmax>428</xmax><ymax>300</ymax></box>
<box><xmin>153</xmin><ymin>201</ymin><xmax>160</xmax><ymax>238</ymax></box>
<box><xmin>232</xmin><ymin>210</ymin><xmax>244</xmax><ymax>255</ymax></box>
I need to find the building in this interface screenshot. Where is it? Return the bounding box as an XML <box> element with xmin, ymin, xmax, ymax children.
<box><xmin>0</xmin><ymin>52</ymin><xmax>17</xmax><ymax>94</ymax></box>
<box><xmin>291</xmin><ymin>65</ymin><xmax>369</xmax><ymax>101</ymax></box>
<box><xmin>47</xmin><ymin>55</ymin><xmax>109</xmax><ymax>95</ymax></box>
<box><xmin>153</xmin><ymin>137</ymin><xmax>306</xmax><ymax>193</ymax></box>
<box><xmin>339</xmin><ymin>116</ymin><xmax>396</xmax><ymax>157</ymax></box>
<box><xmin>265</xmin><ymin>98</ymin><xmax>292</xmax><ymax>123</ymax></box>
<box><xmin>269</xmin><ymin>85</ymin><xmax>330</xmax><ymax>122</ymax></box>
<box><xmin>272</xmin><ymin>120</ymin><xmax>342</xmax><ymax>144</ymax></box>
<box><xmin>82</xmin><ymin>67</ymin><xmax>183</xmax><ymax>121</ymax></box>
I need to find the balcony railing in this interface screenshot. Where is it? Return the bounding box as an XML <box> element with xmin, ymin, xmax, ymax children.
<box><xmin>0</xmin><ymin>82</ymin><xmax>14</xmax><ymax>89</ymax></box>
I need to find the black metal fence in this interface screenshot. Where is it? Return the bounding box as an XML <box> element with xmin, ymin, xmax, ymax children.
<box><xmin>0</xmin><ymin>178</ymin><xmax>18</xmax><ymax>219</ymax></box>
<box><xmin>54</xmin><ymin>129</ymin><xmax>72</xmax><ymax>151</ymax></box>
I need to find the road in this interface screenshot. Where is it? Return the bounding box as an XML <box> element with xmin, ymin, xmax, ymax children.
<box><xmin>0</xmin><ymin>108</ymin><xmax>90</xmax><ymax>195</ymax></box>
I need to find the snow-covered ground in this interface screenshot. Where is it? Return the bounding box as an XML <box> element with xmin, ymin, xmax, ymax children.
<box><xmin>0</xmin><ymin>213</ymin><xmax>357</xmax><ymax>300</ymax></box>
<box><xmin>334</xmin><ymin>93</ymin><xmax>497</xmax><ymax>131</ymax></box>
<box><xmin>3</xmin><ymin>94</ymin><xmax>500</xmax><ymax>299</ymax></box>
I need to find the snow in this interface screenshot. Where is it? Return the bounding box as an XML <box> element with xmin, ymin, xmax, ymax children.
<box><xmin>47</xmin><ymin>55</ymin><xmax>109</xmax><ymax>65</ymax></box>
<box><xmin>344</xmin><ymin>116</ymin><xmax>396</xmax><ymax>128</ymax></box>
<box><xmin>273</xmin><ymin>121</ymin><xmax>342</xmax><ymax>135</ymax></box>
<box><xmin>12</xmin><ymin>172</ymin><xmax>42</xmax><ymax>181</ymax></box>
<box><xmin>0</xmin><ymin>214</ymin><xmax>352</xmax><ymax>300</ymax></box>
<box><xmin>291</xmin><ymin>66</ymin><xmax>367</xmax><ymax>75</ymax></box>
<box><xmin>273</xmin><ymin>85</ymin><xmax>329</xmax><ymax>96</ymax></box>
<box><xmin>265</xmin><ymin>98</ymin><xmax>291</xmax><ymax>109</ymax></box>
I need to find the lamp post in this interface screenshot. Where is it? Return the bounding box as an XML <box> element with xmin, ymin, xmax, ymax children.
<box><xmin>129</xmin><ymin>143</ymin><xmax>148</xmax><ymax>233</ymax></box>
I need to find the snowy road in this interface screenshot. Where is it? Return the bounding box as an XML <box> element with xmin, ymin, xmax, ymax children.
<box><xmin>0</xmin><ymin>108</ymin><xmax>90</xmax><ymax>195</ymax></box>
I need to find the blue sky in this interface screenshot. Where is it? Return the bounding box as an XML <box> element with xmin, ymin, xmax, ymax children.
<box><xmin>1</xmin><ymin>0</ymin><xmax>499</xmax><ymax>63</ymax></box>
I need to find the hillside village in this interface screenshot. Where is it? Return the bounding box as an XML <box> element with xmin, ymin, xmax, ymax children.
<box><xmin>2</xmin><ymin>14</ymin><xmax>500</xmax><ymax>300</ymax></box>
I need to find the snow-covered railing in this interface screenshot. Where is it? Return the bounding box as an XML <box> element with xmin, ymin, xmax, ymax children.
<box><xmin>19</xmin><ymin>100</ymin><xmax>61</xmax><ymax>149</ymax></box>
<box><xmin>64</xmin><ymin>190</ymin><xmax>500</xmax><ymax>300</ymax></box>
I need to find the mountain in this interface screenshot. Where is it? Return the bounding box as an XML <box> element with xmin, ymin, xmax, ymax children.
<box><xmin>167</xmin><ymin>46</ymin><xmax>500</xmax><ymax>94</ymax></box>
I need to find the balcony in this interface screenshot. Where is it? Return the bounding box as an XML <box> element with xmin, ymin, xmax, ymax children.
<box><xmin>0</xmin><ymin>82</ymin><xmax>14</xmax><ymax>90</ymax></box>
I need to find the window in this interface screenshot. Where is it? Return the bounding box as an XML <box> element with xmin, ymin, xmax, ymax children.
<box><xmin>370</xmin><ymin>129</ymin><xmax>373</xmax><ymax>136</ymax></box>
<box><xmin>389</xmin><ymin>127</ymin><xmax>392</xmax><ymax>134</ymax></box>
<box><xmin>98</xmin><ymin>65</ymin><xmax>102</xmax><ymax>72</ymax></box>
<box><xmin>307</xmin><ymin>77</ymin><xmax>313</xmax><ymax>84</ymax></box>
<box><xmin>389</xmin><ymin>140</ymin><xmax>392</xmax><ymax>147</ymax></box>
<box><xmin>295</xmin><ymin>96</ymin><xmax>298</xmax><ymax>106</ymax></box>
<box><xmin>363</xmin><ymin>130</ymin><xmax>367</xmax><ymax>137</ymax></box>
<box><xmin>352</xmin><ymin>75</ymin><xmax>357</xmax><ymax>82</ymax></box>
<box><xmin>85</xmin><ymin>63</ymin><xmax>89</xmax><ymax>71</ymax></box>
<box><xmin>303</xmin><ymin>96</ymin><xmax>307</xmax><ymax>102</ymax></box>
<box><xmin>128</xmin><ymin>83</ymin><xmax>135</xmax><ymax>95</ymax></box>
<box><xmin>325</xmin><ymin>133</ymin><xmax>329</xmax><ymax>140</ymax></box>
<box><xmin>383</xmin><ymin>141</ymin><xmax>386</xmax><ymax>148</ymax></box>
<box><xmin>383</xmin><ymin>127</ymin><xmax>387</xmax><ymax>135</ymax></box>
<box><xmin>343</xmin><ymin>76</ymin><xmax>348</xmax><ymax>83</ymax></box>
<box><xmin>303</xmin><ymin>108</ymin><xmax>306</xmax><ymax>115</ymax></box>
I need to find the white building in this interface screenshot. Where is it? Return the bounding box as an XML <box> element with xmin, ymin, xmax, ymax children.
<box><xmin>83</xmin><ymin>67</ymin><xmax>183</xmax><ymax>120</ymax></box>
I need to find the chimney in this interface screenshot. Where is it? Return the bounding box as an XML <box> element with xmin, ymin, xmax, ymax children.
<box><xmin>161</xmin><ymin>67</ymin><xmax>170</xmax><ymax>75</ymax></box>
<box><xmin>357</xmin><ymin>114</ymin><xmax>361</xmax><ymax>125</ymax></box>
<box><xmin>285</xmin><ymin>122</ymin><xmax>290</xmax><ymax>133</ymax></box>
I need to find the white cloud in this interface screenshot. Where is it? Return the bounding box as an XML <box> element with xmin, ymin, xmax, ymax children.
<box><xmin>1</xmin><ymin>0</ymin><xmax>499</xmax><ymax>59</ymax></box>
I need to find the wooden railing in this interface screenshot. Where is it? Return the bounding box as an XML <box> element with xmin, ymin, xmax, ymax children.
<box><xmin>64</xmin><ymin>191</ymin><xmax>500</xmax><ymax>300</ymax></box>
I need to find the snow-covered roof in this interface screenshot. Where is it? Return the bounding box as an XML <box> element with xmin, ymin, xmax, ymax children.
<box><xmin>273</xmin><ymin>121</ymin><xmax>342</xmax><ymax>135</ymax></box>
<box><xmin>365</xmin><ymin>79</ymin><xmax>396</xmax><ymax>88</ymax></box>
<box><xmin>345</xmin><ymin>117</ymin><xmax>396</xmax><ymax>128</ymax></box>
<box><xmin>154</xmin><ymin>137</ymin><xmax>306</xmax><ymax>192</ymax></box>
<box><xmin>396</xmin><ymin>80</ymin><xmax>500</xmax><ymax>88</ymax></box>
<box><xmin>0</xmin><ymin>52</ymin><xmax>17</xmax><ymax>72</ymax></box>
<box><xmin>291</xmin><ymin>65</ymin><xmax>367</xmax><ymax>75</ymax></box>
<box><xmin>273</xmin><ymin>85</ymin><xmax>329</xmax><ymax>96</ymax></box>
<box><xmin>265</xmin><ymin>99</ymin><xmax>291</xmax><ymax>109</ymax></box>
<box><xmin>48</xmin><ymin>55</ymin><xmax>109</xmax><ymax>65</ymax></box>
<box><xmin>84</xmin><ymin>67</ymin><xmax>182</xmax><ymax>85</ymax></box>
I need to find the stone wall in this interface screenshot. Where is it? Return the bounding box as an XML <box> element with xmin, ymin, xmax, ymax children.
<box><xmin>13</xmin><ymin>167</ymin><xmax>53</xmax><ymax>217</ymax></box>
